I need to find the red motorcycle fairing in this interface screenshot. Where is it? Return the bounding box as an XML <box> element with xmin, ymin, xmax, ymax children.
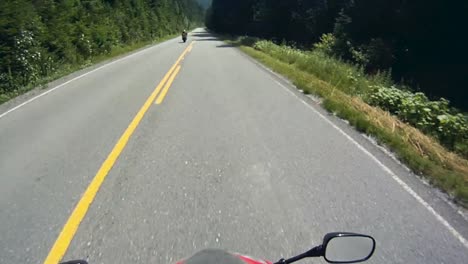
<box><xmin>177</xmin><ymin>249</ymin><xmax>272</xmax><ymax>264</ymax></box>
<box><xmin>235</xmin><ymin>254</ymin><xmax>273</xmax><ymax>264</ymax></box>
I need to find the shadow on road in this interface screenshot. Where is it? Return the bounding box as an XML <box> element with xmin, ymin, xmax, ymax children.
<box><xmin>193</xmin><ymin>38</ymin><xmax>219</xmax><ymax>41</ymax></box>
<box><xmin>190</xmin><ymin>30</ymin><xmax>239</xmax><ymax>49</ymax></box>
<box><xmin>216</xmin><ymin>43</ymin><xmax>239</xmax><ymax>48</ymax></box>
<box><xmin>191</xmin><ymin>32</ymin><xmax>212</xmax><ymax>37</ymax></box>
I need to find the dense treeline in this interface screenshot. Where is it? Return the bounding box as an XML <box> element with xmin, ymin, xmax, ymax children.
<box><xmin>206</xmin><ymin>0</ymin><xmax>468</xmax><ymax>111</ymax></box>
<box><xmin>195</xmin><ymin>0</ymin><xmax>211</xmax><ymax>9</ymax></box>
<box><xmin>0</xmin><ymin>0</ymin><xmax>203</xmax><ymax>100</ymax></box>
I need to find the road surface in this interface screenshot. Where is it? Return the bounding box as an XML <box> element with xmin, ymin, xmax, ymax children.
<box><xmin>1</xmin><ymin>29</ymin><xmax>467</xmax><ymax>264</ymax></box>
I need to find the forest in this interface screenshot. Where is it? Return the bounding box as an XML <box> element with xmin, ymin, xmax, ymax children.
<box><xmin>0</xmin><ymin>0</ymin><xmax>204</xmax><ymax>103</ymax></box>
<box><xmin>195</xmin><ymin>0</ymin><xmax>211</xmax><ymax>9</ymax></box>
<box><xmin>206</xmin><ymin>0</ymin><xmax>467</xmax><ymax>111</ymax></box>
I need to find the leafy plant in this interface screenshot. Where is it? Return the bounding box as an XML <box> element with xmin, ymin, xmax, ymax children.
<box><xmin>313</xmin><ymin>33</ymin><xmax>336</xmax><ymax>56</ymax></box>
<box><xmin>368</xmin><ymin>86</ymin><xmax>468</xmax><ymax>157</ymax></box>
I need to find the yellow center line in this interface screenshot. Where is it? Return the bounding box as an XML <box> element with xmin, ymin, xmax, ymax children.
<box><xmin>43</xmin><ymin>42</ymin><xmax>194</xmax><ymax>264</ymax></box>
<box><xmin>155</xmin><ymin>65</ymin><xmax>182</xmax><ymax>104</ymax></box>
<box><xmin>153</xmin><ymin>41</ymin><xmax>194</xmax><ymax>105</ymax></box>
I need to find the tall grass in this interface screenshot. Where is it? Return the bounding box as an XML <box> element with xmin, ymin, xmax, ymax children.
<box><xmin>253</xmin><ymin>40</ymin><xmax>394</xmax><ymax>97</ymax></box>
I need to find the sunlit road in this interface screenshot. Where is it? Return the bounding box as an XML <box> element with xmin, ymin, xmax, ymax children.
<box><xmin>1</xmin><ymin>28</ymin><xmax>467</xmax><ymax>264</ymax></box>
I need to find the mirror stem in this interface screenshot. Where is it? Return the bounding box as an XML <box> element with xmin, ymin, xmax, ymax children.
<box><xmin>273</xmin><ymin>246</ymin><xmax>323</xmax><ymax>264</ymax></box>
<box><xmin>304</xmin><ymin>245</ymin><xmax>323</xmax><ymax>257</ymax></box>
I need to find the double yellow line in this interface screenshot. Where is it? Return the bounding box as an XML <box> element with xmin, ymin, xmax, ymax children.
<box><xmin>43</xmin><ymin>41</ymin><xmax>194</xmax><ymax>264</ymax></box>
<box><xmin>154</xmin><ymin>41</ymin><xmax>194</xmax><ymax>104</ymax></box>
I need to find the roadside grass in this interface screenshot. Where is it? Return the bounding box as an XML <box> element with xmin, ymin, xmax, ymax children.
<box><xmin>227</xmin><ymin>38</ymin><xmax>468</xmax><ymax>206</ymax></box>
<box><xmin>0</xmin><ymin>33</ymin><xmax>179</xmax><ymax>105</ymax></box>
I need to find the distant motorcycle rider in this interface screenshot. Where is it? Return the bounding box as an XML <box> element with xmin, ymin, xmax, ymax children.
<box><xmin>182</xmin><ymin>30</ymin><xmax>188</xmax><ymax>42</ymax></box>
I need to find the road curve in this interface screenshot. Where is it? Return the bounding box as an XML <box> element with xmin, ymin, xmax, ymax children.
<box><xmin>0</xmin><ymin>29</ymin><xmax>467</xmax><ymax>264</ymax></box>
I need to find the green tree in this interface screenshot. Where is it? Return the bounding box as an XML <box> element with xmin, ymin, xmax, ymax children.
<box><xmin>0</xmin><ymin>0</ymin><xmax>204</xmax><ymax>100</ymax></box>
<box><xmin>333</xmin><ymin>0</ymin><xmax>468</xmax><ymax>109</ymax></box>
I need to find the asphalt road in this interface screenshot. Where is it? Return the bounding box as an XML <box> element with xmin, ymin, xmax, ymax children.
<box><xmin>1</xmin><ymin>29</ymin><xmax>467</xmax><ymax>264</ymax></box>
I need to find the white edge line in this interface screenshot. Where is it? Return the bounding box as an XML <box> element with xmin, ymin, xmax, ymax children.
<box><xmin>0</xmin><ymin>40</ymin><xmax>170</xmax><ymax>119</ymax></box>
<box><xmin>270</xmin><ymin>77</ymin><xmax>468</xmax><ymax>249</ymax></box>
<box><xmin>243</xmin><ymin>47</ymin><xmax>468</xmax><ymax>248</ymax></box>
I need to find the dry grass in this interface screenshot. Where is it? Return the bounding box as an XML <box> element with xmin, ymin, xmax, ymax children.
<box><xmin>309</xmin><ymin>76</ymin><xmax>468</xmax><ymax>178</ymax></box>
<box><xmin>350</xmin><ymin>96</ymin><xmax>468</xmax><ymax>178</ymax></box>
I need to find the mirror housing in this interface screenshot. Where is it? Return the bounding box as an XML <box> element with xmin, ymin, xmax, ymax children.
<box><xmin>322</xmin><ymin>232</ymin><xmax>375</xmax><ymax>263</ymax></box>
<box><xmin>272</xmin><ymin>232</ymin><xmax>376</xmax><ymax>264</ymax></box>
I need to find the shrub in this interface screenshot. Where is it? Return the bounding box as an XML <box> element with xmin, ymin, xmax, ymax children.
<box><xmin>254</xmin><ymin>40</ymin><xmax>372</xmax><ymax>96</ymax></box>
<box><xmin>368</xmin><ymin>86</ymin><xmax>468</xmax><ymax>157</ymax></box>
<box><xmin>313</xmin><ymin>33</ymin><xmax>336</xmax><ymax>56</ymax></box>
<box><xmin>361</xmin><ymin>38</ymin><xmax>394</xmax><ymax>71</ymax></box>
<box><xmin>368</xmin><ymin>85</ymin><xmax>412</xmax><ymax>115</ymax></box>
<box><xmin>347</xmin><ymin>38</ymin><xmax>395</xmax><ymax>72</ymax></box>
<box><xmin>238</xmin><ymin>36</ymin><xmax>259</xmax><ymax>46</ymax></box>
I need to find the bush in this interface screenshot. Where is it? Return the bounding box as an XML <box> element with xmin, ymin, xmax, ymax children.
<box><xmin>345</xmin><ymin>38</ymin><xmax>395</xmax><ymax>72</ymax></box>
<box><xmin>369</xmin><ymin>86</ymin><xmax>468</xmax><ymax>157</ymax></box>
<box><xmin>313</xmin><ymin>33</ymin><xmax>336</xmax><ymax>56</ymax></box>
<box><xmin>254</xmin><ymin>40</ymin><xmax>371</xmax><ymax>96</ymax></box>
<box><xmin>254</xmin><ymin>40</ymin><xmax>307</xmax><ymax>64</ymax></box>
<box><xmin>238</xmin><ymin>36</ymin><xmax>259</xmax><ymax>46</ymax></box>
<box><xmin>0</xmin><ymin>93</ymin><xmax>10</xmax><ymax>104</ymax></box>
<box><xmin>361</xmin><ymin>38</ymin><xmax>394</xmax><ymax>71</ymax></box>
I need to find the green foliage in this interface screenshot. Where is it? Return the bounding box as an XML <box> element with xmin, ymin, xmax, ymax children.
<box><xmin>0</xmin><ymin>0</ymin><xmax>204</xmax><ymax>102</ymax></box>
<box><xmin>331</xmin><ymin>0</ymin><xmax>467</xmax><ymax>110</ymax></box>
<box><xmin>195</xmin><ymin>0</ymin><xmax>212</xmax><ymax>9</ymax></box>
<box><xmin>253</xmin><ymin>40</ymin><xmax>373</xmax><ymax>96</ymax></box>
<box><xmin>208</xmin><ymin>0</ymin><xmax>340</xmax><ymax>43</ymax></box>
<box><xmin>313</xmin><ymin>33</ymin><xmax>336</xmax><ymax>56</ymax></box>
<box><xmin>369</xmin><ymin>86</ymin><xmax>468</xmax><ymax>156</ymax></box>
<box><xmin>235</xmin><ymin>36</ymin><xmax>260</xmax><ymax>47</ymax></box>
<box><xmin>254</xmin><ymin>40</ymin><xmax>307</xmax><ymax>64</ymax></box>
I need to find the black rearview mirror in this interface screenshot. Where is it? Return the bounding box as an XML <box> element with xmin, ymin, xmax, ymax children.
<box><xmin>323</xmin><ymin>233</ymin><xmax>375</xmax><ymax>263</ymax></box>
<box><xmin>272</xmin><ymin>232</ymin><xmax>375</xmax><ymax>264</ymax></box>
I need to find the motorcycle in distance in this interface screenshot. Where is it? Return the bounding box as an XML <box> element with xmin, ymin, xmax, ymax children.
<box><xmin>59</xmin><ymin>232</ymin><xmax>376</xmax><ymax>264</ymax></box>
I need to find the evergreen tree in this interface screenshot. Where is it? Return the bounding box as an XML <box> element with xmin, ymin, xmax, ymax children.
<box><xmin>0</xmin><ymin>0</ymin><xmax>204</xmax><ymax>97</ymax></box>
